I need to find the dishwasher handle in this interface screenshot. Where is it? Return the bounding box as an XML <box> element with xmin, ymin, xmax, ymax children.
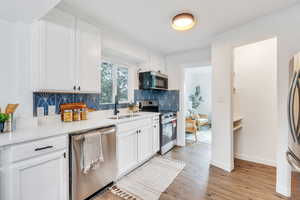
<box><xmin>72</xmin><ymin>126</ymin><xmax>116</xmax><ymax>141</ymax></box>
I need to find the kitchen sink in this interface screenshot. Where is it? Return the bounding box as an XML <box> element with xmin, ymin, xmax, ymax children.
<box><xmin>109</xmin><ymin>114</ymin><xmax>140</xmax><ymax>120</ymax></box>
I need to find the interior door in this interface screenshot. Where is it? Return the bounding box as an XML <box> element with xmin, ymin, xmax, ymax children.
<box><xmin>76</xmin><ymin>19</ymin><xmax>101</xmax><ymax>93</ymax></box>
<box><xmin>138</xmin><ymin>126</ymin><xmax>153</xmax><ymax>162</ymax></box>
<box><xmin>10</xmin><ymin>150</ymin><xmax>67</xmax><ymax>200</ymax></box>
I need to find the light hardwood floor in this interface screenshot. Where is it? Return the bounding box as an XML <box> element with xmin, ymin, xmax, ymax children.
<box><xmin>95</xmin><ymin>142</ymin><xmax>300</xmax><ymax>200</ymax></box>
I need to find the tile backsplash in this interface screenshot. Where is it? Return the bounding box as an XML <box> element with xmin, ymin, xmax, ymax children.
<box><xmin>134</xmin><ymin>90</ymin><xmax>180</xmax><ymax>112</ymax></box>
<box><xmin>33</xmin><ymin>90</ymin><xmax>180</xmax><ymax>116</ymax></box>
<box><xmin>33</xmin><ymin>92</ymin><xmax>128</xmax><ymax>116</ymax></box>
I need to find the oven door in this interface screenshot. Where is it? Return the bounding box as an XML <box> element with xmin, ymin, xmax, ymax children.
<box><xmin>161</xmin><ymin>119</ymin><xmax>177</xmax><ymax>154</ymax></box>
<box><xmin>153</xmin><ymin>76</ymin><xmax>168</xmax><ymax>90</ymax></box>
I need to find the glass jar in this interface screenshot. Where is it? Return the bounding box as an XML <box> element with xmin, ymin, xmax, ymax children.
<box><xmin>80</xmin><ymin>108</ymin><xmax>88</xmax><ymax>120</ymax></box>
<box><xmin>73</xmin><ymin>109</ymin><xmax>81</xmax><ymax>121</ymax></box>
<box><xmin>63</xmin><ymin>110</ymin><xmax>73</xmax><ymax>122</ymax></box>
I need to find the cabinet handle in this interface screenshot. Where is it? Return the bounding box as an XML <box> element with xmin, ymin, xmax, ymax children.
<box><xmin>35</xmin><ymin>146</ymin><xmax>53</xmax><ymax>151</ymax></box>
<box><xmin>78</xmin><ymin>86</ymin><xmax>81</xmax><ymax>91</ymax></box>
<box><xmin>73</xmin><ymin>85</ymin><xmax>76</xmax><ymax>90</ymax></box>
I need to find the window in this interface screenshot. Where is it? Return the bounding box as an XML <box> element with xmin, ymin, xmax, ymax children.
<box><xmin>117</xmin><ymin>67</ymin><xmax>129</xmax><ymax>102</ymax></box>
<box><xmin>100</xmin><ymin>61</ymin><xmax>129</xmax><ymax>104</ymax></box>
<box><xmin>100</xmin><ymin>62</ymin><xmax>113</xmax><ymax>103</ymax></box>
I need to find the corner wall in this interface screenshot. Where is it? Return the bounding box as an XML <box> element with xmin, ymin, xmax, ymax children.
<box><xmin>211</xmin><ymin>3</ymin><xmax>300</xmax><ymax>196</ymax></box>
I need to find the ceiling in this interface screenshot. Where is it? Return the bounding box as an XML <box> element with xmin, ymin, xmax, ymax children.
<box><xmin>58</xmin><ymin>0</ymin><xmax>299</xmax><ymax>55</ymax></box>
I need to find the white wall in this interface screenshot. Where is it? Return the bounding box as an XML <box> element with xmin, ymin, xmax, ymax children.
<box><xmin>211</xmin><ymin>4</ymin><xmax>300</xmax><ymax>197</ymax></box>
<box><xmin>233</xmin><ymin>38</ymin><xmax>278</xmax><ymax>167</ymax></box>
<box><xmin>0</xmin><ymin>20</ymin><xmax>33</xmax><ymax>121</ymax></box>
<box><xmin>166</xmin><ymin>47</ymin><xmax>211</xmax><ymax>68</ymax></box>
<box><xmin>185</xmin><ymin>67</ymin><xmax>212</xmax><ymax>118</ymax></box>
<box><xmin>0</xmin><ymin>20</ymin><xmax>17</xmax><ymax>111</ymax></box>
<box><xmin>166</xmin><ymin>47</ymin><xmax>211</xmax><ymax>147</ymax></box>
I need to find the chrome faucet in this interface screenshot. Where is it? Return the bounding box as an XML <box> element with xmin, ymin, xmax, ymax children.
<box><xmin>114</xmin><ymin>95</ymin><xmax>120</xmax><ymax>116</ymax></box>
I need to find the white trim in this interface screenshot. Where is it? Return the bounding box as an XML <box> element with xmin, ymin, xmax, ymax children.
<box><xmin>276</xmin><ymin>184</ymin><xmax>291</xmax><ymax>197</ymax></box>
<box><xmin>210</xmin><ymin>159</ymin><xmax>233</xmax><ymax>172</ymax></box>
<box><xmin>234</xmin><ymin>153</ymin><xmax>277</xmax><ymax>167</ymax></box>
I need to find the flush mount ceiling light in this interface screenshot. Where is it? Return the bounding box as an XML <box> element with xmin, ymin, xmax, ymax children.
<box><xmin>171</xmin><ymin>13</ymin><xmax>196</xmax><ymax>31</ymax></box>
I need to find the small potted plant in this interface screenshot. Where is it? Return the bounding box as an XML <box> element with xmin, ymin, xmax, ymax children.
<box><xmin>0</xmin><ymin>113</ymin><xmax>9</xmax><ymax>133</ymax></box>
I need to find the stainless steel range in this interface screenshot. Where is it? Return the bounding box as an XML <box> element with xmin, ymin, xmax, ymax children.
<box><xmin>160</xmin><ymin>112</ymin><xmax>177</xmax><ymax>154</ymax></box>
<box><xmin>138</xmin><ymin>100</ymin><xmax>177</xmax><ymax>154</ymax></box>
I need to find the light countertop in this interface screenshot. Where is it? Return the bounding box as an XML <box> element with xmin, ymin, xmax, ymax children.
<box><xmin>0</xmin><ymin>112</ymin><xmax>160</xmax><ymax>147</ymax></box>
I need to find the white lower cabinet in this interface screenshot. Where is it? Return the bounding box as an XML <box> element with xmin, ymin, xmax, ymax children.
<box><xmin>138</xmin><ymin>125</ymin><xmax>153</xmax><ymax>162</ymax></box>
<box><xmin>153</xmin><ymin>120</ymin><xmax>160</xmax><ymax>153</ymax></box>
<box><xmin>117</xmin><ymin>116</ymin><xmax>160</xmax><ymax>178</ymax></box>
<box><xmin>117</xmin><ymin>129</ymin><xmax>138</xmax><ymax>176</ymax></box>
<box><xmin>11</xmin><ymin>150</ymin><xmax>68</xmax><ymax>200</ymax></box>
<box><xmin>0</xmin><ymin>136</ymin><xmax>68</xmax><ymax>200</ymax></box>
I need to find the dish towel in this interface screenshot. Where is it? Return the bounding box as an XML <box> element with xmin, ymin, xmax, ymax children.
<box><xmin>81</xmin><ymin>130</ymin><xmax>104</xmax><ymax>174</ymax></box>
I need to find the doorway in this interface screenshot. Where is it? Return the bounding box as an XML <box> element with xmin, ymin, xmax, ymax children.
<box><xmin>184</xmin><ymin>66</ymin><xmax>212</xmax><ymax>145</ymax></box>
<box><xmin>232</xmin><ymin>37</ymin><xmax>278</xmax><ymax>167</ymax></box>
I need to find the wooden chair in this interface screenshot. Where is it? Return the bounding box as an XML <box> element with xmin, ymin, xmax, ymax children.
<box><xmin>185</xmin><ymin>118</ymin><xmax>198</xmax><ymax>142</ymax></box>
<box><xmin>192</xmin><ymin>114</ymin><xmax>210</xmax><ymax>130</ymax></box>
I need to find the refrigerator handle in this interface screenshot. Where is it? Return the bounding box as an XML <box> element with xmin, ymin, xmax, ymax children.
<box><xmin>288</xmin><ymin>71</ymin><xmax>298</xmax><ymax>143</ymax></box>
<box><xmin>287</xmin><ymin>150</ymin><xmax>300</xmax><ymax>172</ymax></box>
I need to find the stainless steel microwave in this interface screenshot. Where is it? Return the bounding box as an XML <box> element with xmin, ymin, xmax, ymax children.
<box><xmin>139</xmin><ymin>71</ymin><xmax>168</xmax><ymax>90</ymax></box>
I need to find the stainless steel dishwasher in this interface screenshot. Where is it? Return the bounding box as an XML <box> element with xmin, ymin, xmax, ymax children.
<box><xmin>69</xmin><ymin>125</ymin><xmax>117</xmax><ymax>200</ymax></box>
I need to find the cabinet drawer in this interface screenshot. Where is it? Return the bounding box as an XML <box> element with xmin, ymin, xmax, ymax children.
<box><xmin>11</xmin><ymin>136</ymin><xmax>67</xmax><ymax>162</ymax></box>
<box><xmin>118</xmin><ymin>118</ymin><xmax>152</xmax><ymax>133</ymax></box>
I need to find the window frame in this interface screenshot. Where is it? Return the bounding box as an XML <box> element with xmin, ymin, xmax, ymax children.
<box><xmin>100</xmin><ymin>59</ymin><xmax>132</xmax><ymax>104</ymax></box>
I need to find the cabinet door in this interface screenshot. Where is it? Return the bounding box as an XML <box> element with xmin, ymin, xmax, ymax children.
<box><xmin>153</xmin><ymin>123</ymin><xmax>160</xmax><ymax>153</ymax></box>
<box><xmin>10</xmin><ymin>150</ymin><xmax>67</xmax><ymax>200</ymax></box>
<box><xmin>41</xmin><ymin>10</ymin><xmax>76</xmax><ymax>91</ymax></box>
<box><xmin>76</xmin><ymin>19</ymin><xmax>101</xmax><ymax>93</ymax></box>
<box><xmin>117</xmin><ymin>130</ymin><xmax>138</xmax><ymax>176</ymax></box>
<box><xmin>138</xmin><ymin>125</ymin><xmax>153</xmax><ymax>162</ymax></box>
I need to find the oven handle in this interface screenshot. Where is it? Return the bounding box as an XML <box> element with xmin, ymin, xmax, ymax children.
<box><xmin>162</xmin><ymin>118</ymin><xmax>177</xmax><ymax>124</ymax></box>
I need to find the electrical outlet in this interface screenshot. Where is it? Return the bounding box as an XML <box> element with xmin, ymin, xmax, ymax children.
<box><xmin>48</xmin><ymin>105</ymin><xmax>56</xmax><ymax>116</ymax></box>
<box><xmin>37</xmin><ymin>107</ymin><xmax>45</xmax><ymax>118</ymax></box>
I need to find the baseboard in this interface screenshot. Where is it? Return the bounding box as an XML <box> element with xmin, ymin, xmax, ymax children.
<box><xmin>276</xmin><ymin>184</ymin><xmax>291</xmax><ymax>197</ymax></box>
<box><xmin>210</xmin><ymin>159</ymin><xmax>233</xmax><ymax>172</ymax></box>
<box><xmin>234</xmin><ymin>153</ymin><xmax>276</xmax><ymax>167</ymax></box>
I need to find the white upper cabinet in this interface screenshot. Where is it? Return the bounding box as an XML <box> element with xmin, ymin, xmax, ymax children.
<box><xmin>33</xmin><ymin>9</ymin><xmax>101</xmax><ymax>93</ymax></box>
<box><xmin>41</xmin><ymin>10</ymin><xmax>76</xmax><ymax>91</ymax></box>
<box><xmin>76</xmin><ymin>19</ymin><xmax>101</xmax><ymax>93</ymax></box>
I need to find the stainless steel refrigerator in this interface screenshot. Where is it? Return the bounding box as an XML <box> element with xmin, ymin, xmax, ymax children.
<box><xmin>287</xmin><ymin>53</ymin><xmax>300</xmax><ymax>198</ymax></box>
